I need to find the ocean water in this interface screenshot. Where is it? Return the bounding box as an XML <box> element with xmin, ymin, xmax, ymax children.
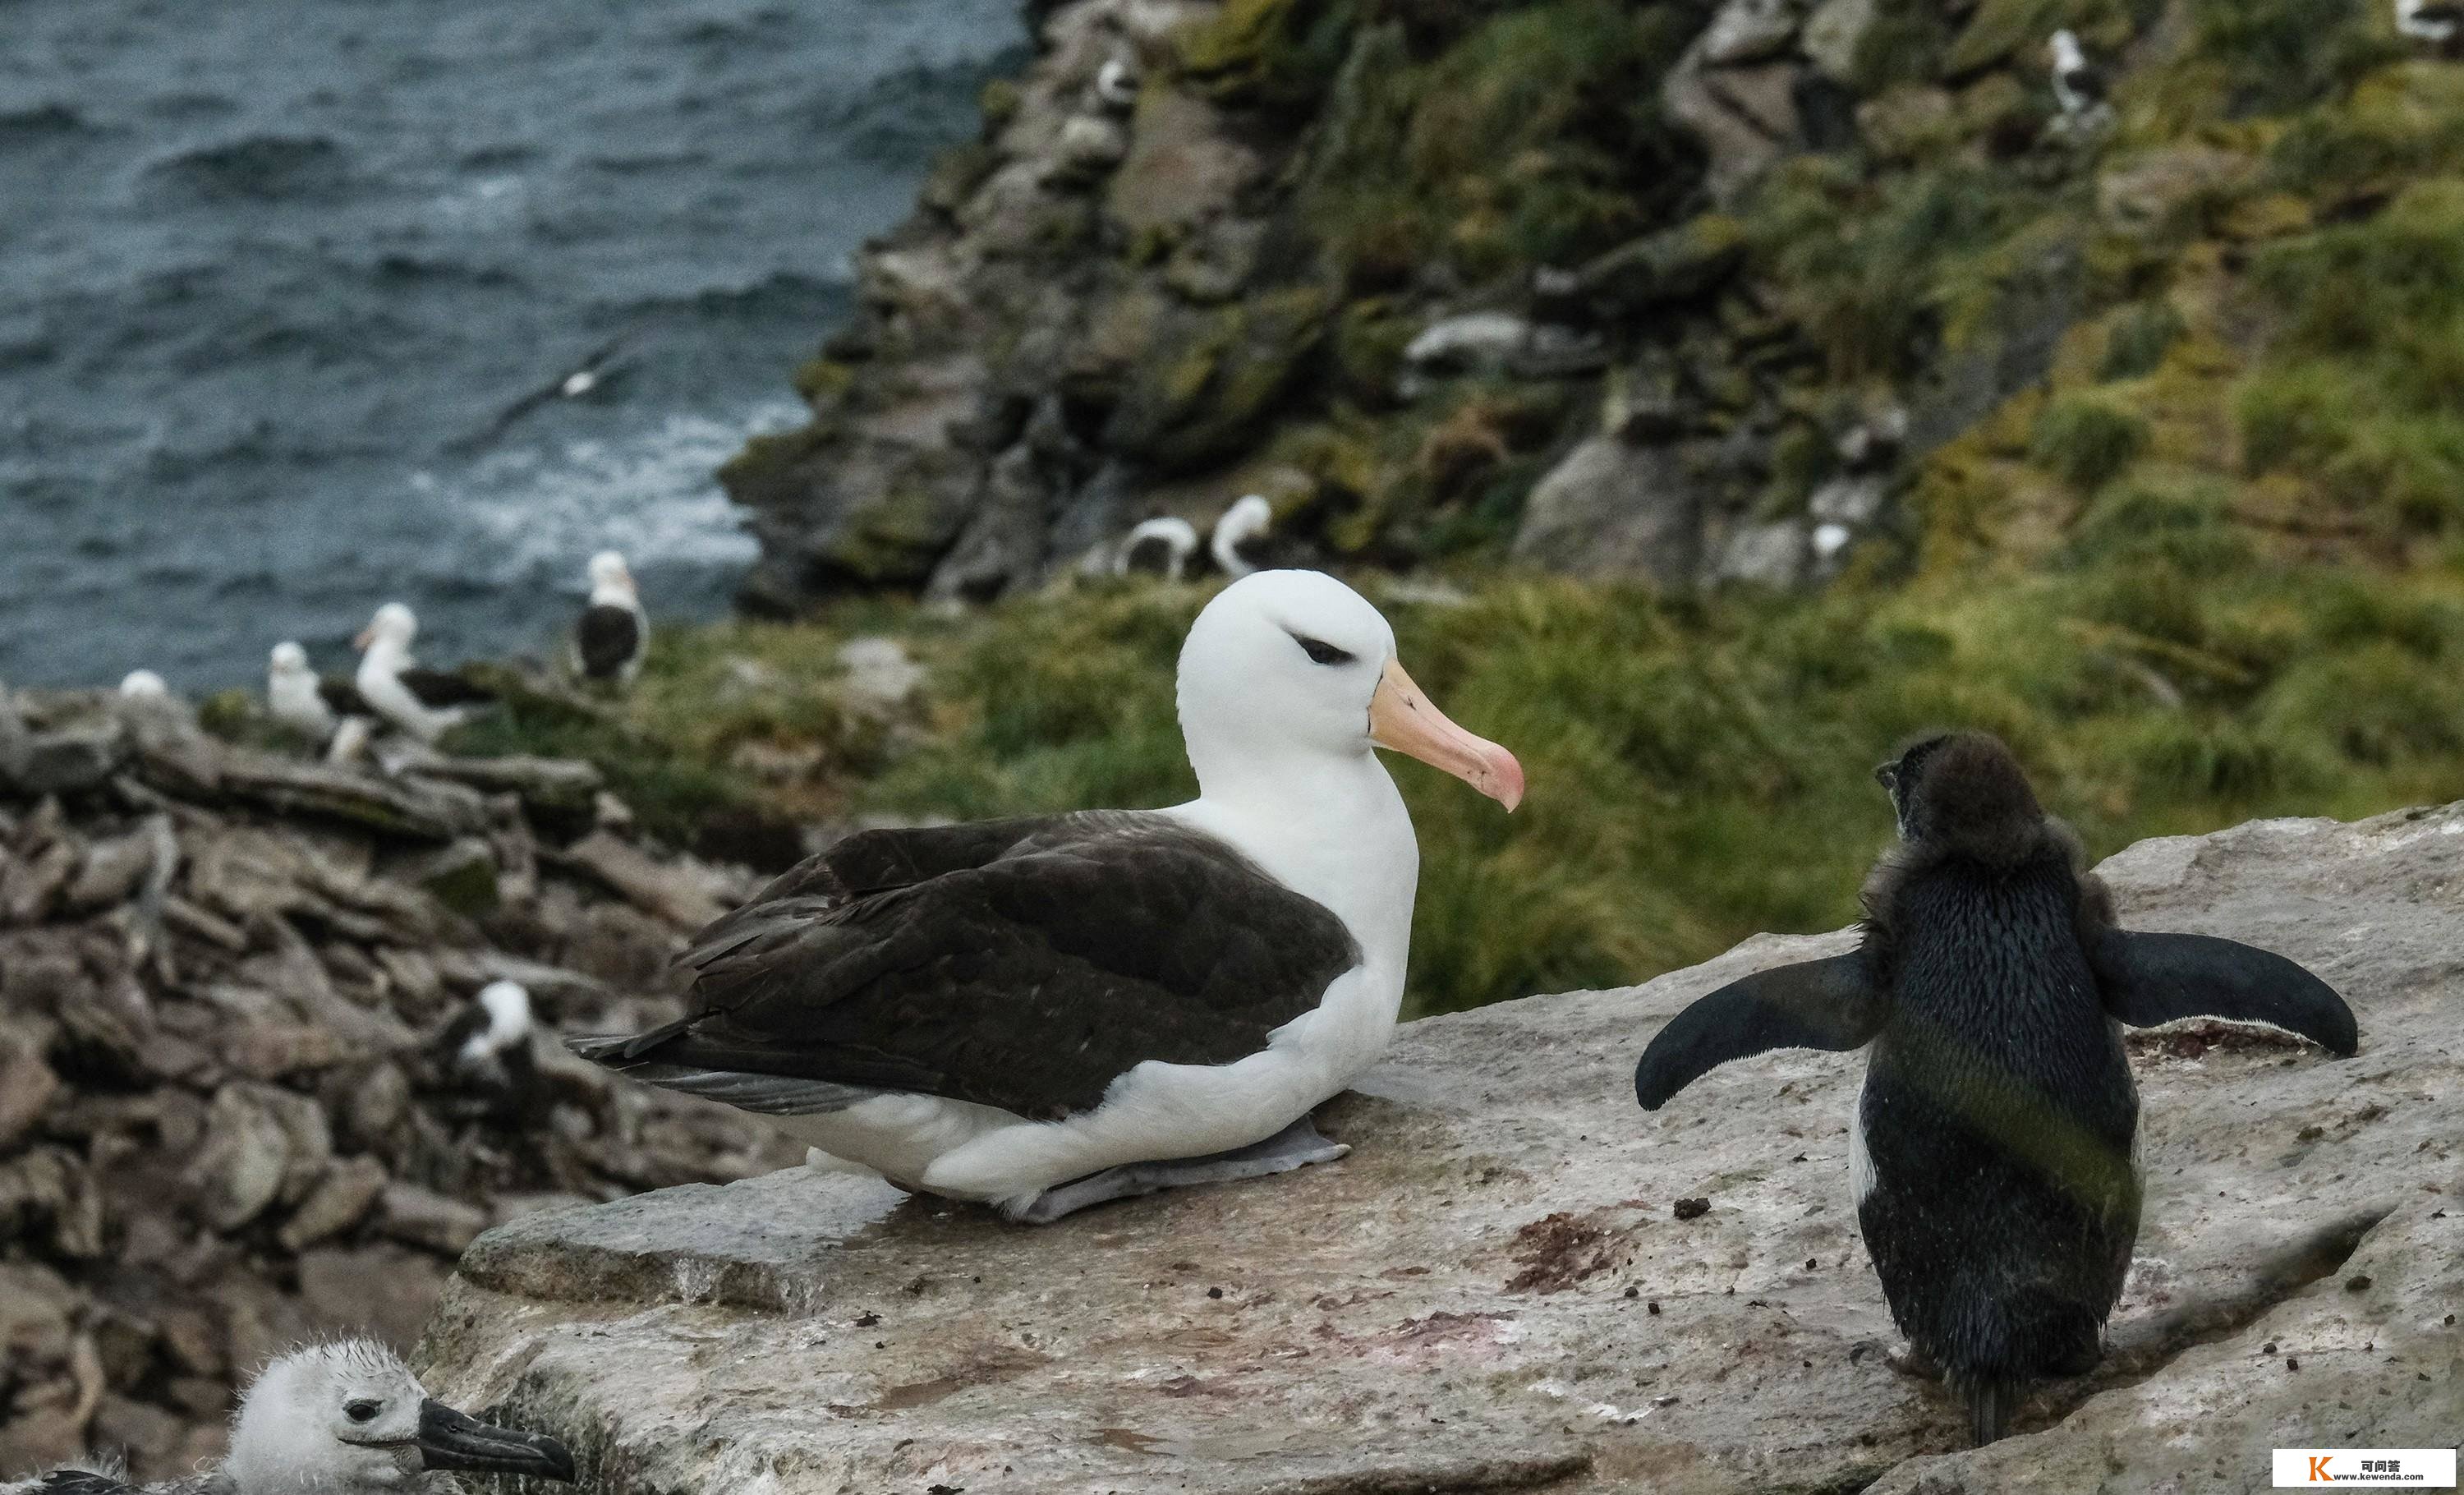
<box><xmin>1</xmin><ymin>0</ymin><xmax>1024</xmax><ymax>688</ymax></box>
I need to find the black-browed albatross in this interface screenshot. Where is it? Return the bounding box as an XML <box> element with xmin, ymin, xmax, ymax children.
<box><xmin>267</xmin><ymin>641</ymin><xmax>374</xmax><ymax>750</ymax></box>
<box><xmin>570</xmin><ymin>550</ymin><xmax>648</xmax><ymax>687</ymax></box>
<box><xmin>573</xmin><ymin>568</ymin><xmax>1524</xmax><ymax>1221</ymax></box>
<box><xmin>352</xmin><ymin>603</ymin><xmax>495</xmax><ymax>743</ymax></box>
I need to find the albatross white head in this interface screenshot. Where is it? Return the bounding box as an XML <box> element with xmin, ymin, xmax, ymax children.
<box><xmin>221</xmin><ymin>1340</ymin><xmax>575</xmax><ymax>1493</ymax></box>
<box><xmin>586</xmin><ymin>550</ymin><xmax>638</xmax><ymax>608</ymax></box>
<box><xmin>1170</xmin><ymin>568</ymin><xmax>1520</xmax><ymax>1048</ymax></box>
<box><xmin>117</xmin><ymin>670</ymin><xmax>168</xmax><ymax>700</ymax></box>
<box><xmin>2049</xmin><ymin>27</ymin><xmax>2086</xmax><ymax>72</ymax></box>
<box><xmin>1177</xmin><ymin>569</ymin><xmax>1522</xmax><ymax>812</ymax></box>
<box><xmin>354</xmin><ymin>602</ymin><xmax>419</xmax><ymax>660</ymax></box>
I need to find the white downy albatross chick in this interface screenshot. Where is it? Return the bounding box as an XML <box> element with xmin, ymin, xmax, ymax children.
<box><xmin>573</xmin><ymin>569</ymin><xmax>1524</xmax><ymax>1222</ymax></box>
<box><xmin>1113</xmin><ymin>515</ymin><xmax>1200</xmax><ymax>580</ymax></box>
<box><xmin>570</xmin><ymin>550</ymin><xmax>647</xmax><ymax>688</ymax></box>
<box><xmin>117</xmin><ymin>671</ymin><xmax>168</xmax><ymax>700</ymax></box>
<box><xmin>2</xmin><ymin>1340</ymin><xmax>573</xmax><ymax>1494</ymax></box>
<box><xmin>1210</xmin><ymin>493</ymin><xmax>1275</xmax><ymax>577</ymax></box>
<box><xmin>352</xmin><ymin>605</ymin><xmax>494</xmax><ymax>743</ymax></box>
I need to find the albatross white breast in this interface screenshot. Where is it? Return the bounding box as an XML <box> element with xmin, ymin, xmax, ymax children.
<box><xmin>572</xmin><ymin>569</ymin><xmax>1523</xmax><ymax>1221</ymax></box>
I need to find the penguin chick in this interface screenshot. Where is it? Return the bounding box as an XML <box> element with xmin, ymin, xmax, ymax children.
<box><xmin>1632</xmin><ymin>731</ymin><xmax>2358</xmax><ymax>1446</ymax></box>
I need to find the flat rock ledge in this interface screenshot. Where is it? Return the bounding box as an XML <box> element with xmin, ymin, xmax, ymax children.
<box><xmin>420</xmin><ymin>806</ymin><xmax>2464</xmax><ymax>1494</ymax></box>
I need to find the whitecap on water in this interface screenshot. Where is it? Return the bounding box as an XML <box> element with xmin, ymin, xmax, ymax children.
<box><xmin>423</xmin><ymin>400</ymin><xmax>798</xmax><ymax>592</ymax></box>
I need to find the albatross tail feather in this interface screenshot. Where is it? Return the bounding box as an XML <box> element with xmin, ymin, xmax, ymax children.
<box><xmin>567</xmin><ymin>1033</ymin><xmax>877</xmax><ymax>1116</ymax></box>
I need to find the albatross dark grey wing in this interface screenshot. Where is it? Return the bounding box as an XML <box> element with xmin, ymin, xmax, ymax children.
<box><xmin>1634</xmin><ymin>951</ymin><xmax>1888</xmax><ymax>1110</ymax></box>
<box><xmin>574</xmin><ymin>604</ymin><xmax>642</xmax><ymax>679</ymax></box>
<box><xmin>2086</xmin><ymin>927</ymin><xmax>2358</xmax><ymax>1055</ymax></box>
<box><xmin>315</xmin><ymin>676</ymin><xmax>371</xmax><ymax>717</ymax></box>
<box><xmin>575</xmin><ymin>812</ymin><xmax>1362</xmax><ymax>1121</ymax></box>
<box><xmin>398</xmin><ymin>668</ymin><xmax>495</xmax><ymax>709</ymax></box>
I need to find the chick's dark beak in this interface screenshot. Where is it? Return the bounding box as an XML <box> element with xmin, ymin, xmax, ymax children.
<box><xmin>1874</xmin><ymin>764</ymin><xmax>1896</xmax><ymax>790</ymax></box>
<box><xmin>415</xmin><ymin>1399</ymin><xmax>577</xmax><ymax>1483</ymax></box>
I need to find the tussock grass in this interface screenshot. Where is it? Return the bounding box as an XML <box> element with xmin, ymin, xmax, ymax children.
<box><xmin>830</xmin><ymin>561</ymin><xmax>2464</xmax><ymax>1016</ymax></box>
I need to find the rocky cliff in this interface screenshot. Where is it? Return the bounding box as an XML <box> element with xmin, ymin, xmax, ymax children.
<box><xmin>723</xmin><ymin>0</ymin><xmax>2455</xmax><ymax>613</ymax></box>
<box><xmin>0</xmin><ymin>686</ymin><xmax>799</xmax><ymax>1484</ymax></box>
<box><xmin>417</xmin><ymin>798</ymin><xmax>2460</xmax><ymax>1493</ymax></box>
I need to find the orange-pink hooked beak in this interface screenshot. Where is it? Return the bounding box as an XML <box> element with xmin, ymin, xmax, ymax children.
<box><xmin>352</xmin><ymin>626</ymin><xmax>374</xmax><ymax>651</ymax></box>
<box><xmin>1368</xmin><ymin>658</ymin><xmax>1524</xmax><ymax>811</ymax></box>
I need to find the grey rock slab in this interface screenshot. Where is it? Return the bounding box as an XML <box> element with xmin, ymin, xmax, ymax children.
<box><xmin>419</xmin><ymin>803</ymin><xmax>2464</xmax><ymax>1493</ymax></box>
<box><xmin>1511</xmin><ymin>435</ymin><xmax>1704</xmax><ymax>586</ymax></box>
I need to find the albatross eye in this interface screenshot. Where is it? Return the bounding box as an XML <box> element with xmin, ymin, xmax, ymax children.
<box><xmin>1294</xmin><ymin>637</ymin><xmax>1354</xmax><ymax>667</ymax></box>
<box><xmin>345</xmin><ymin>1400</ymin><xmax>381</xmax><ymax>1424</ymax></box>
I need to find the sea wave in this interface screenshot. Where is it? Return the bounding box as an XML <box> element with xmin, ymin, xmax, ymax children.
<box><xmin>428</xmin><ymin>402</ymin><xmax>800</xmax><ymax>588</ymax></box>
<box><xmin>140</xmin><ymin>133</ymin><xmax>359</xmax><ymax>204</ymax></box>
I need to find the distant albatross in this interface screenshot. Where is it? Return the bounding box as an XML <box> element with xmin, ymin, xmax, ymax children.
<box><xmin>1</xmin><ymin>1339</ymin><xmax>572</xmax><ymax>1494</ymax></box>
<box><xmin>1113</xmin><ymin>515</ymin><xmax>1200</xmax><ymax>580</ymax></box>
<box><xmin>573</xmin><ymin>569</ymin><xmax>1524</xmax><ymax>1222</ymax></box>
<box><xmin>268</xmin><ymin>642</ymin><xmax>375</xmax><ymax>755</ymax></box>
<box><xmin>352</xmin><ymin>604</ymin><xmax>495</xmax><ymax>743</ymax></box>
<box><xmin>2048</xmin><ymin>30</ymin><xmax>2108</xmax><ymax>119</ymax></box>
<box><xmin>1211</xmin><ymin>494</ymin><xmax>1276</xmax><ymax>578</ymax></box>
<box><xmin>571</xmin><ymin>550</ymin><xmax>647</xmax><ymax>687</ymax></box>
<box><xmin>2399</xmin><ymin>0</ymin><xmax>2464</xmax><ymax>45</ymax></box>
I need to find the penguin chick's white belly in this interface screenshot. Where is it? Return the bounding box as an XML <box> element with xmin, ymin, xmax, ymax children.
<box><xmin>778</xmin><ymin>964</ymin><xmax>1398</xmax><ymax>1208</ymax></box>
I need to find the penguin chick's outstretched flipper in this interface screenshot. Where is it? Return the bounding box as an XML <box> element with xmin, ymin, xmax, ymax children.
<box><xmin>1634</xmin><ymin>952</ymin><xmax>1888</xmax><ymax>1110</ymax></box>
<box><xmin>2086</xmin><ymin>927</ymin><xmax>2359</xmax><ymax>1056</ymax></box>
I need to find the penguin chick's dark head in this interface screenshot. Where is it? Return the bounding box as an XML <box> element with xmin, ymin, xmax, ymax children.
<box><xmin>1874</xmin><ymin>732</ymin><xmax>2046</xmax><ymax>866</ymax></box>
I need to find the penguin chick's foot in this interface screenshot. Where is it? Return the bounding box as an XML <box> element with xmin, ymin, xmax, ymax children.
<box><xmin>1006</xmin><ymin>1116</ymin><xmax>1349</xmax><ymax>1225</ymax></box>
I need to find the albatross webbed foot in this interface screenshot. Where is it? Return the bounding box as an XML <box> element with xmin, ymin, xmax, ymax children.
<box><xmin>1009</xmin><ymin>1116</ymin><xmax>1349</xmax><ymax>1225</ymax></box>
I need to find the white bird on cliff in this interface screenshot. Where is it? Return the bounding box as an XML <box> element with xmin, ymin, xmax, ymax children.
<box><xmin>352</xmin><ymin>604</ymin><xmax>495</xmax><ymax>743</ymax></box>
<box><xmin>1113</xmin><ymin>515</ymin><xmax>1200</xmax><ymax>580</ymax></box>
<box><xmin>572</xmin><ymin>570</ymin><xmax>1525</xmax><ymax>1223</ymax></box>
<box><xmin>434</xmin><ymin>980</ymin><xmax>540</xmax><ymax>1121</ymax></box>
<box><xmin>1210</xmin><ymin>494</ymin><xmax>1276</xmax><ymax>578</ymax></box>
<box><xmin>1093</xmin><ymin>50</ymin><xmax>1140</xmax><ymax>113</ymax></box>
<box><xmin>570</xmin><ymin>550</ymin><xmax>648</xmax><ymax>688</ymax></box>
<box><xmin>117</xmin><ymin>671</ymin><xmax>168</xmax><ymax>701</ymax></box>
<box><xmin>2048</xmin><ymin>30</ymin><xmax>2109</xmax><ymax>121</ymax></box>
<box><xmin>0</xmin><ymin>1339</ymin><xmax>574</xmax><ymax>1494</ymax></box>
<box><xmin>2399</xmin><ymin>0</ymin><xmax>2464</xmax><ymax>46</ymax></box>
<box><xmin>268</xmin><ymin>641</ymin><xmax>378</xmax><ymax>759</ymax></box>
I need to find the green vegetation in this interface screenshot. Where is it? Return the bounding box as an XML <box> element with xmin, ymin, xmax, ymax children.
<box><xmin>550</xmin><ymin>0</ymin><xmax>2464</xmax><ymax>1018</ymax></box>
<box><xmin>463</xmin><ymin>551</ymin><xmax>2464</xmax><ymax>1018</ymax></box>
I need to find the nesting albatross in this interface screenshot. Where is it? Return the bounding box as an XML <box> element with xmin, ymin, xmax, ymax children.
<box><xmin>267</xmin><ymin>642</ymin><xmax>374</xmax><ymax>752</ymax></box>
<box><xmin>1</xmin><ymin>1339</ymin><xmax>573</xmax><ymax>1494</ymax></box>
<box><xmin>571</xmin><ymin>550</ymin><xmax>648</xmax><ymax>687</ymax></box>
<box><xmin>574</xmin><ymin>569</ymin><xmax>1523</xmax><ymax>1221</ymax></box>
<box><xmin>352</xmin><ymin>604</ymin><xmax>495</xmax><ymax>743</ymax></box>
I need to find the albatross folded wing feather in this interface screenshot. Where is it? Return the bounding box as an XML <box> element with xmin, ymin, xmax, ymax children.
<box><xmin>576</xmin><ymin>605</ymin><xmax>641</xmax><ymax>678</ymax></box>
<box><xmin>398</xmin><ymin>667</ymin><xmax>495</xmax><ymax>708</ymax></box>
<box><xmin>595</xmin><ymin>812</ymin><xmax>1362</xmax><ymax>1120</ymax></box>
